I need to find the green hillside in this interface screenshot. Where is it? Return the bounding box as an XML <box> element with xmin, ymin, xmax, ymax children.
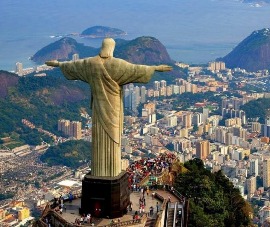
<box><xmin>0</xmin><ymin>69</ymin><xmax>91</xmax><ymax>143</ymax></box>
<box><xmin>174</xmin><ymin>159</ymin><xmax>252</xmax><ymax>227</ymax></box>
<box><xmin>240</xmin><ymin>98</ymin><xmax>270</xmax><ymax>123</ymax></box>
<box><xmin>40</xmin><ymin>140</ymin><xmax>91</xmax><ymax>168</ymax></box>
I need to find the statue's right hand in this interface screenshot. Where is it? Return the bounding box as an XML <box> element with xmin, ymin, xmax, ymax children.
<box><xmin>155</xmin><ymin>65</ymin><xmax>173</xmax><ymax>72</ymax></box>
<box><xmin>45</xmin><ymin>60</ymin><xmax>59</xmax><ymax>67</ymax></box>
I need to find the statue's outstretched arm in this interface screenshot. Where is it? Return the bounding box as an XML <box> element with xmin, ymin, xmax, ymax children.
<box><xmin>45</xmin><ymin>60</ymin><xmax>60</xmax><ymax>67</ymax></box>
<box><xmin>154</xmin><ymin>65</ymin><xmax>173</xmax><ymax>72</ymax></box>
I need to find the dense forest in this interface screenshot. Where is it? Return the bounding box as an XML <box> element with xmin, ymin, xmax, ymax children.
<box><xmin>40</xmin><ymin>140</ymin><xmax>91</xmax><ymax>168</ymax></box>
<box><xmin>174</xmin><ymin>159</ymin><xmax>252</xmax><ymax>227</ymax></box>
<box><xmin>240</xmin><ymin>98</ymin><xmax>270</xmax><ymax>123</ymax></box>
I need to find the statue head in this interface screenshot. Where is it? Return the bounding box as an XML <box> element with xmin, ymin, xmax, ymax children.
<box><xmin>99</xmin><ymin>38</ymin><xmax>115</xmax><ymax>58</ymax></box>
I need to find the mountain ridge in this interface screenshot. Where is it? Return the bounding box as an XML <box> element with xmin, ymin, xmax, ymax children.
<box><xmin>31</xmin><ymin>36</ymin><xmax>174</xmax><ymax>65</ymax></box>
<box><xmin>220</xmin><ymin>28</ymin><xmax>270</xmax><ymax>71</ymax></box>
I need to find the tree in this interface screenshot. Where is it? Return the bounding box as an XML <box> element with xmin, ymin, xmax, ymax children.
<box><xmin>174</xmin><ymin>159</ymin><xmax>252</xmax><ymax>226</ymax></box>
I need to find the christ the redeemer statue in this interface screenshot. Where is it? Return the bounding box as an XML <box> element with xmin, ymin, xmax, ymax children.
<box><xmin>46</xmin><ymin>38</ymin><xmax>172</xmax><ymax>177</ymax></box>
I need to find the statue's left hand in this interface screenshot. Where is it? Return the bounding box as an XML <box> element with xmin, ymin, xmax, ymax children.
<box><xmin>45</xmin><ymin>60</ymin><xmax>59</xmax><ymax>67</ymax></box>
<box><xmin>155</xmin><ymin>65</ymin><xmax>173</xmax><ymax>72</ymax></box>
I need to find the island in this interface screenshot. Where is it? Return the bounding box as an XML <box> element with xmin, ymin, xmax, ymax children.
<box><xmin>80</xmin><ymin>25</ymin><xmax>127</xmax><ymax>38</ymax></box>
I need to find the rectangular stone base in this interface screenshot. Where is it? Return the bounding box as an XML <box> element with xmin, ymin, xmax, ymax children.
<box><xmin>80</xmin><ymin>171</ymin><xmax>130</xmax><ymax>219</ymax></box>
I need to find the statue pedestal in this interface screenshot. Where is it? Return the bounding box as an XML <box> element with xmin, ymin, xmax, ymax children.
<box><xmin>80</xmin><ymin>171</ymin><xmax>130</xmax><ymax>218</ymax></box>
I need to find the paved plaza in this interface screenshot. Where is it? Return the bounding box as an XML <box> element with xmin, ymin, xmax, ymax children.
<box><xmin>59</xmin><ymin>189</ymin><xmax>178</xmax><ymax>226</ymax></box>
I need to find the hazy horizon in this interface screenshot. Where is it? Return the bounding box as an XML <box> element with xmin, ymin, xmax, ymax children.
<box><xmin>1</xmin><ymin>0</ymin><xmax>270</xmax><ymax>71</ymax></box>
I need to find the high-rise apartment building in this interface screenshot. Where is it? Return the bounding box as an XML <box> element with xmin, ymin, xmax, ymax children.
<box><xmin>246</xmin><ymin>176</ymin><xmax>256</xmax><ymax>195</ymax></box>
<box><xmin>263</xmin><ymin>158</ymin><xmax>270</xmax><ymax>188</ymax></box>
<box><xmin>70</xmin><ymin>121</ymin><xmax>82</xmax><ymax>139</ymax></box>
<box><xmin>192</xmin><ymin>113</ymin><xmax>202</xmax><ymax>126</ymax></box>
<box><xmin>124</xmin><ymin>87</ymin><xmax>130</xmax><ymax>109</ymax></box>
<box><xmin>144</xmin><ymin>103</ymin><xmax>156</xmax><ymax>114</ymax></box>
<box><xmin>183</xmin><ymin>113</ymin><xmax>192</xmax><ymax>128</ymax></box>
<box><xmin>263</xmin><ymin>117</ymin><xmax>270</xmax><ymax>137</ymax></box>
<box><xmin>172</xmin><ymin>85</ymin><xmax>180</xmax><ymax>95</ymax></box>
<box><xmin>72</xmin><ymin>53</ymin><xmax>79</xmax><ymax>61</ymax></box>
<box><xmin>141</xmin><ymin>86</ymin><xmax>146</xmax><ymax>103</ymax></box>
<box><xmin>191</xmin><ymin>84</ymin><xmax>198</xmax><ymax>93</ymax></box>
<box><xmin>249</xmin><ymin>159</ymin><xmax>259</xmax><ymax>177</ymax></box>
<box><xmin>134</xmin><ymin>86</ymin><xmax>141</xmax><ymax>105</ymax></box>
<box><xmin>16</xmin><ymin>62</ymin><xmax>23</xmax><ymax>76</ymax></box>
<box><xmin>58</xmin><ymin>119</ymin><xmax>70</xmax><ymax>136</ymax></box>
<box><xmin>160</xmin><ymin>80</ymin><xmax>167</xmax><ymax>88</ymax></box>
<box><xmin>202</xmin><ymin>108</ymin><xmax>209</xmax><ymax>123</ymax></box>
<box><xmin>185</xmin><ymin>82</ymin><xmax>192</xmax><ymax>92</ymax></box>
<box><xmin>160</xmin><ymin>87</ymin><xmax>167</xmax><ymax>96</ymax></box>
<box><xmin>196</xmin><ymin>140</ymin><xmax>210</xmax><ymax>159</ymax></box>
<box><xmin>166</xmin><ymin>86</ymin><xmax>172</xmax><ymax>96</ymax></box>
<box><xmin>167</xmin><ymin>115</ymin><xmax>178</xmax><ymax>127</ymax></box>
<box><xmin>208</xmin><ymin>61</ymin><xmax>226</xmax><ymax>71</ymax></box>
<box><xmin>58</xmin><ymin>119</ymin><xmax>81</xmax><ymax>139</ymax></box>
<box><xmin>154</xmin><ymin>81</ymin><xmax>160</xmax><ymax>90</ymax></box>
<box><xmin>251</xmin><ymin>122</ymin><xmax>261</xmax><ymax>133</ymax></box>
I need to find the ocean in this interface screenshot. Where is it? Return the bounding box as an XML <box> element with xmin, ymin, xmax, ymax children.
<box><xmin>0</xmin><ymin>0</ymin><xmax>270</xmax><ymax>71</ymax></box>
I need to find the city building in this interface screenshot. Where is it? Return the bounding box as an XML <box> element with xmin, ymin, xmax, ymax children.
<box><xmin>58</xmin><ymin>119</ymin><xmax>82</xmax><ymax>139</ymax></box>
<box><xmin>58</xmin><ymin>119</ymin><xmax>70</xmax><ymax>136</ymax></box>
<box><xmin>208</xmin><ymin>61</ymin><xmax>225</xmax><ymax>71</ymax></box>
<box><xmin>196</xmin><ymin>140</ymin><xmax>210</xmax><ymax>159</ymax></box>
<box><xmin>72</xmin><ymin>53</ymin><xmax>79</xmax><ymax>61</ymax></box>
<box><xmin>263</xmin><ymin>159</ymin><xmax>270</xmax><ymax>188</ymax></box>
<box><xmin>251</xmin><ymin>122</ymin><xmax>261</xmax><ymax>133</ymax></box>
<box><xmin>16</xmin><ymin>62</ymin><xmax>23</xmax><ymax>76</ymax></box>
<box><xmin>70</xmin><ymin>121</ymin><xmax>82</xmax><ymax>139</ymax></box>
<box><xmin>249</xmin><ymin>159</ymin><xmax>259</xmax><ymax>177</ymax></box>
<box><xmin>140</xmin><ymin>86</ymin><xmax>146</xmax><ymax>103</ymax></box>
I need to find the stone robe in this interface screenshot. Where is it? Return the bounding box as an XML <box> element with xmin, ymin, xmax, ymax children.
<box><xmin>59</xmin><ymin>56</ymin><xmax>156</xmax><ymax>177</ymax></box>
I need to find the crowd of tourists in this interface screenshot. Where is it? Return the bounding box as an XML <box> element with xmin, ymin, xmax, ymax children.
<box><xmin>126</xmin><ymin>152</ymin><xmax>177</xmax><ymax>190</ymax></box>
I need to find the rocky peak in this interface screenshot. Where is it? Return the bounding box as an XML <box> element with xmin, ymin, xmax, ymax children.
<box><xmin>221</xmin><ymin>28</ymin><xmax>270</xmax><ymax>71</ymax></box>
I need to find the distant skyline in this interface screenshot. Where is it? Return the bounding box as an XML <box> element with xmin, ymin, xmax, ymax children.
<box><xmin>0</xmin><ymin>0</ymin><xmax>270</xmax><ymax>70</ymax></box>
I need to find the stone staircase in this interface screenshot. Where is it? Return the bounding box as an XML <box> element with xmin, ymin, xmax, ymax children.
<box><xmin>166</xmin><ymin>207</ymin><xmax>175</xmax><ymax>227</ymax></box>
<box><xmin>144</xmin><ymin>218</ymin><xmax>156</xmax><ymax>227</ymax></box>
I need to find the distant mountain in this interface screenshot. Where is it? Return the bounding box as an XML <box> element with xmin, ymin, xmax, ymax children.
<box><xmin>31</xmin><ymin>36</ymin><xmax>174</xmax><ymax>65</ymax></box>
<box><xmin>221</xmin><ymin>28</ymin><xmax>270</xmax><ymax>71</ymax></box>
<box><xmin>115</xmin><ymin>36</ymin><xmax>173</xmax><ymax>65</ymax></box>
<box><xmin>31</xmin><ymin>37</ymin><xmax>99</xmax><ymax>64</ymax></box>
<box><xmin>81</xmin><ymin>25</ymin><xmax>127</xmax><ymax>38</ymax></box>
<box><xmin>243</xmin><ymin>0</ymin><xmax>270</xmax><ymax>4</ymax></box>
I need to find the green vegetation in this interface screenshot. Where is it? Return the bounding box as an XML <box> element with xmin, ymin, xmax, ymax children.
<box><xmin>241</xmin><ymin>98</ymin><xmax>270</xmax><ymax>123</ymax></box>
<box><xmin>171</xmin><ymin>92</ymin><xmax>222</xmax><ymax>111</ymax></box>
<box><xmin>0</xmin><ymin>69</ymin><xmax>91</xmax><ymax>142</ymax></box>
<box><xmin>222</xmin><ymin>28</ymin><xmax>270</xmax><ymax>71</ymax></box>
<box><xmin>81</xmin><ymin>26</ymin><xmax>126</xmax><ymax>37</ymax></box>
<box><xmin>0</xmin><ymin>192</ymin><xmax>15</xmax><ymax>201</ymax></box>
<box><xmin>40</xmin><ymin>140</ymin><xmax>91</xmax><ymax>169</ymax></box>
<box><xmin>174</xmin><ymin>159</ymin><xmax>252</xmax><ymax>227</ymax></box>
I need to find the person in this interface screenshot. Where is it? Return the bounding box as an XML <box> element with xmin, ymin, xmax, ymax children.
<box><xmin>86</xmin><ymin>213</ymin><xmax>91</xmax><ymax>223</ymax></box>
<box><xmin>129</xmin><ymin>201</ymin><xmax>133</xmax><ymax>211</ymax></box>
<box><xmin>150</xmin><ymin>206</ymin><xmax>154</xmax><ymax>216</ymax></box>
<box><xmin>46</xmin><ymin>38</ymin><xmax>172</xmax><ymax>177</ymax></box>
